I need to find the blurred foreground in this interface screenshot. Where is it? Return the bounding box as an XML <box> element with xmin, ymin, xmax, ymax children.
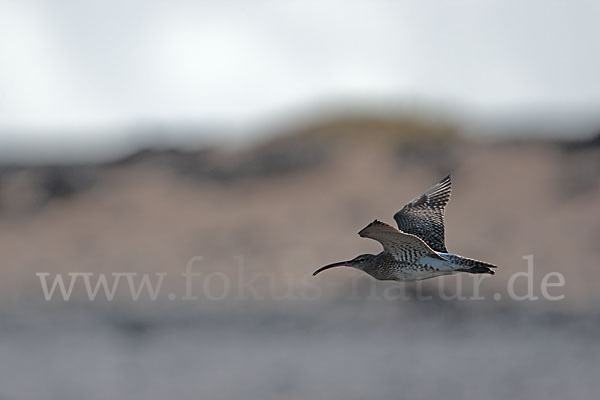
<box><xmin>0</xmin><ymin>114</ymin><xmax>599</xmax><ymax>399</ymax></box>
<box><xmin>2</xmin><ymin>302</ymin><xmax>599</xmax><ymax>400</ymax></box>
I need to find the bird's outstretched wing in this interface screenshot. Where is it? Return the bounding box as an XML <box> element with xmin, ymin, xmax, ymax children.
<box><xmin>393</xmin><ymin>175</ymin><xmax>451</xmax><ymax>252</ymax></box>
<box><xmin>358</xmin><ymin>220</ymin><xmax>446</xmax><ymax>262</ymax></box>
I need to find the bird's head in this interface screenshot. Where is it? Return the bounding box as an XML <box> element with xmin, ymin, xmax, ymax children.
<box><xmin>312</xmin><ymin>254</ymin><xmax>376</xmax><ymax>276</ymax></box>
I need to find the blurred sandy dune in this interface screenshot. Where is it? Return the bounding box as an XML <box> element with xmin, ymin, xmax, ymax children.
<box><xmin>0</xmin><ymin>117</ymin><xmax>598</xmax><ymax>309</ymax></box>
<box><xmin>1</xmin><ymin>116</ymin><xmax>600</xmax><ymax>400</ymax></box>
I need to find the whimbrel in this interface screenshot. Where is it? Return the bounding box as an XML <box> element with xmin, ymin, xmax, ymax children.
<box><xmin>313</xmin><ymin>175</ymin><xmax>497</xmax><ymax>281</ymax></box>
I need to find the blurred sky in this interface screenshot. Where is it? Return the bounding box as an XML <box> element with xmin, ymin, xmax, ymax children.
<box><xmin>1</xmin><ymin>0</ymin><xmax>600</xmax><ymax>159</ymax></box>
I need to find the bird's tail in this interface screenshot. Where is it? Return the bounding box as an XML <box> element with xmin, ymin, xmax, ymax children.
<box><xmin>443</xmin><ymin>254</ymin><xmax>497</xmax><ymax>275</ymax></box>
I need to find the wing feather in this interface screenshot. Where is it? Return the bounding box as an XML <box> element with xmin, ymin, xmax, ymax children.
<box><xmin>358</xmin><ymin>220</ymin><xmax>447</xmax><ymax>262</ymax></box>
<box><xmin>393</xmin><ymin>175</ymin><xmax>451</xmax><ymax>252</ymax></box>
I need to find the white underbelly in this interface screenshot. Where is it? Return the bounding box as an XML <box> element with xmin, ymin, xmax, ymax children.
<box><xmin>393</xmin><ymin>269</ymin><xmax>456</xmax><ymax>281</ymax></box>
<box><xmin>418</xmin><ymin>256</ymin><xmax>456</xmax><ymax>271</ymax></box>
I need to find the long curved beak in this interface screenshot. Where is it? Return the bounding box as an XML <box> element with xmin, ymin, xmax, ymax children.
<box><xmin>312</xmin><ymin>261</ymin><xmax>350</xmax><ymax>276</ymax></box>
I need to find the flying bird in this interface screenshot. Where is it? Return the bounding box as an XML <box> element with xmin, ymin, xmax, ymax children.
<box><xmin>313</xmin><ymin>175</ymin><xmax>497</xmax><ymax>281</ymax></box>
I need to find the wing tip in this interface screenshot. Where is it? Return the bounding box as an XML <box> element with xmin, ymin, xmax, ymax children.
<box><xmin>436</xmin><ymin>174</ymin><xmax>452</xmax><ymax>191</ymax></box>
<box><xmin>358</xmin><ymin>219</ymin><xmax>390</xmax><ymax>237</ymax></box>
<box><xmin>358</xmin><ymin>219</ymin><xmax>377</xmax><ymax>236</ymax></box>
<box><xmin>426</xmin><ymin>174</ymin><xmax>452</xmax><ymax>205</ymax></box>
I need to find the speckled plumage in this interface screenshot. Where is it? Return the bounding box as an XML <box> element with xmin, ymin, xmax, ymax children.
<box><xmin>393</xmin><ymin>174</ymin><xmax>451</xmax><ymax>253</ymax></box>
<box><xmin>313</xmin><ymin>175</ymin><xmax>497</xmax><ymax>281</ymax></box>
<box><xmin>363</xmin><ymin>252</ymin><xmax>455</xmax><ymax>281</ymax></box>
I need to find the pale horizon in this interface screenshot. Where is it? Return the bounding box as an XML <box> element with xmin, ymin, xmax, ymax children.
<box><xmin>1</xmin><ymin>0</ymin><xmax>600</xmax><ymax>160</ymax></box>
